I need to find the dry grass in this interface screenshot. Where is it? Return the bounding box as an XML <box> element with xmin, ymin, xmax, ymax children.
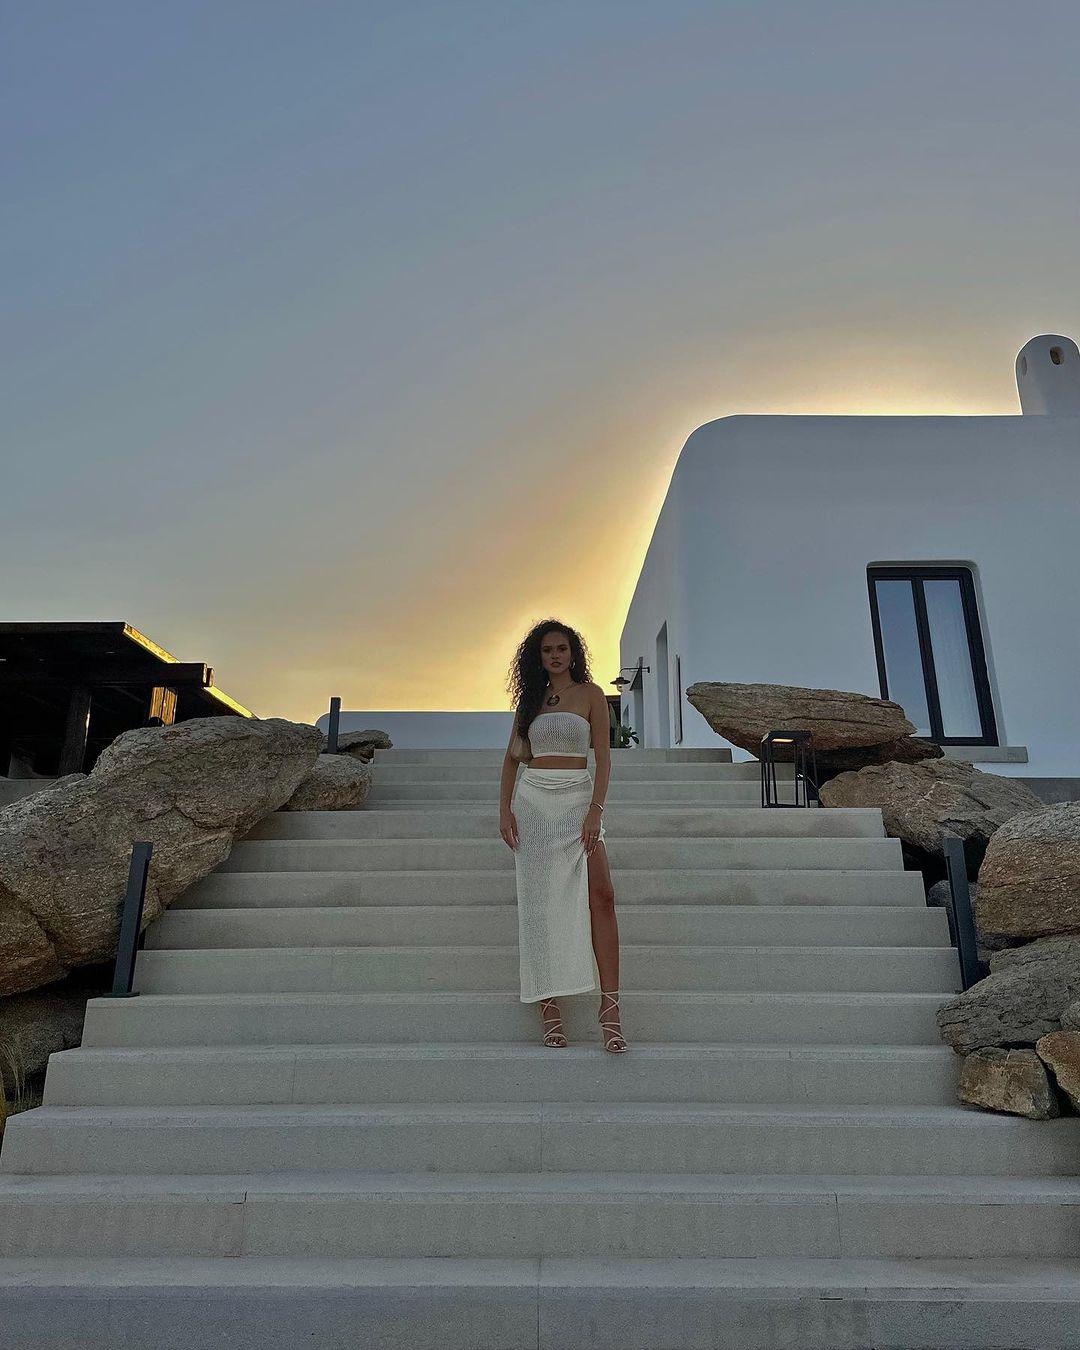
<box><xmin>0</xmin><ymin>1040</ymin><xmax>46</xmax><ymax>1140</ymax></box>
<box><xmin>9</xmin><ymin>1083</ymin><xmax>44</xmax><ymax>1115</ymax></box>
<box><xmin>0</xmin><ymin>1040</ymin><xmax>29</xmax><ymax>1109</ymax></box>
<box><xmin>0</xmin><ymin>1078</ymin><xmax>44</xmax><ymax>1151</ymax></box>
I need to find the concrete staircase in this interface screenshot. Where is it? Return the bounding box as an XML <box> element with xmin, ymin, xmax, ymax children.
<box><xmin>2</xmin><ymin>745</ymin><xmax>1079</xmax><ymax>1348</ymax></box>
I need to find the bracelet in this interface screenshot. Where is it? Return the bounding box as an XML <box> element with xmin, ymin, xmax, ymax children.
<box><xmin>590</xmin><ymin>801</ymin><xmax>604</xmax><ymax>812</ymax></box>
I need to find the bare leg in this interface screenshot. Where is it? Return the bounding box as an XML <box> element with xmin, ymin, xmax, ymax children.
<box><xmin>539</xmin><ymin>997</ymin><xmax>567</xmax><ymax>1047</ymax></box>
<box><xmin>587</xmin><ymin>841</ymin><xmax>627</xmax><ymax>1050</ymax></box>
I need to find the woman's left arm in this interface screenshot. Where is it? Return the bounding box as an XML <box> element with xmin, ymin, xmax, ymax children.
<box><xmin>582</xmin><ymin>682</ymin><xmax>610</xmax><ymax>852</ymax></box>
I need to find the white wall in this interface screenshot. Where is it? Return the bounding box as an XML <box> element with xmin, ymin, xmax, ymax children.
<box><xmin>621</xmin><ymin>414</ymin><xmax>1080</xmax><ymax>777</ymax></box>
<box><xmin>619</xmin><ymin>454</ymin><xmax>695</xmax><ymax>749</ymax></box>
<box><xmin>316</xmin><ymin>710</ymin><xmax>513</xmax><ymax>748</ymax></box>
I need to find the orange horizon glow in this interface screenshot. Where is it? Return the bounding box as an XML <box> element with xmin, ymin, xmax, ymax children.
<box><xmin>240</xmin><ymin>373</ymin><xmax>1019</xmax><ymax>724</ymax></box>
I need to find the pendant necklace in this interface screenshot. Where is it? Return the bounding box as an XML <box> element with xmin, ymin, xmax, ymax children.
<box><xmin>544</xmin><ymin>676</ymin><xmax>573</xmax><ymax>707</ymax></box>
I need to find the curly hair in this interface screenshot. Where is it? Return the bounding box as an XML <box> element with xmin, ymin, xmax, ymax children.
<box><xmin>506</xmin><ymin>618</ymin><xmax>593</xmax><ymax>736</ymax></box>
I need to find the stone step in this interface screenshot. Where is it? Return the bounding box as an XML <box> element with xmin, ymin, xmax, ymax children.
<box><xmin>375</xmin><ymin>781</ymin><xmax>766</xmax><ymax>803</ymax></box>
<box><xmin>41</xmin><ymin>1043</ymin><xmax>961</xmax><ymax>1109</ymax></box>
<box><xmin>150</xmin><ymin>903</ymin><xmax>951</xmax><ymax>951</ymax></box>
<box><xmin>178</xmin><ymin>868</ymin><xmax>927</xmax><ymax>910</ymax></box>
<box><xmin>245</xmin><ymin>807</ymin><xmax>885</xmax><ymax>841</ymax></box>
<box><xmin>2</xmin><ymin>1172</ymin><xmax>1078</xmax><ymax>1259</ymax></box>
<box><xmin>132</xmin><ymin>945</ymin><xmax>957</xmax><ymax>996</ymax></box>
<box><xmin>217</xmin><ymin>837</ymin><xmax>905</xmax><ymax>874</ymax></box>
<box><xmin>0</xmin><ymin>1256</ymin><xmax>1076</xmax><ymax>1350</ymax></box>
<box><xmin>5</xmin><ymin>1104</ymin><xmax>1075</xmax><ymax>1179</ymax></box>
<box><xmin>373</xmin><ymin>762</ymin><xmax>771</xmax><ymax>783</ymax></box>
<box><xmin>80</xmin><ymin>991</ymin><xmax>949</xmax><ymax>1049</ymax></box>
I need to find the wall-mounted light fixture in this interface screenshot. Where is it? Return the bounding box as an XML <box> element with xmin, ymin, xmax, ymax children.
<box><xmin>612</xmin><ymin>660</ymin><xmax>650</xmax><ymax>691</ymax></box>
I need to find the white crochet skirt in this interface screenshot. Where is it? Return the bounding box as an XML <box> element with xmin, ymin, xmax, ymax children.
<box><xmin>511</xmin><ymin>765</ymin><xmax>605</xmax><ymax>1003</ymax></box>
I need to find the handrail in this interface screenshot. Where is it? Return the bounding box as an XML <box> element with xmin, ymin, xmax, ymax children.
<box><xmin>104</xmin><ymin>841</ymin><xmax>154</xmax><ymax>998</ymax></box>
<box><xmin>941</xmin><ymin>833</ymin><xmax>988</xmax><ymax>990</ymax></box>
<box><xmin>326</xmin><ymin>696</ymin><xmax>342</xmax><ymax>753</ymax></box>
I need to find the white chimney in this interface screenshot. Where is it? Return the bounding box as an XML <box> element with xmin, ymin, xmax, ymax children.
<box><xmin>1016</xmin><ymin>335</ymin><xmax>1080</xmax><ymax>414</ymax></box>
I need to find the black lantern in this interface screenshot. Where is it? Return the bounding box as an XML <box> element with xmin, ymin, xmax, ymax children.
<box><xmin>611</xmin><ymin>661</ymin><xmax>650</xmax><ymax>691</ymax></box>
<box><xmin>760</xmin><ymin>729</ymin><xmax>818</xmax><ymax>808</ymax></box>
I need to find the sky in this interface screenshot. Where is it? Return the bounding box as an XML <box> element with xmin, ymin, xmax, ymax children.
<box><xmin>5</xmin><ymin>1</ymin><xmax>1080</xmax><ymax>722</ymax></box>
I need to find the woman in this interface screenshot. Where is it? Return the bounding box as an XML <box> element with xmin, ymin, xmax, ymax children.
<box><xmin>499</xmin><ymin>619</ymin><xmax>627</xmax><ymax>1052</ymax></box>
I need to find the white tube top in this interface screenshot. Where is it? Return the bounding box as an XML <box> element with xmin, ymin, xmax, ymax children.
<box><xmin>528</xmin><ymin>711</ymin><xmax>591</xmax><ymax>757</ymax></box>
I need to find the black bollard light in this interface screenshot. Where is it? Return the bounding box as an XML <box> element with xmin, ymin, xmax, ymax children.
<box><xmin>760</xmin><ymin>730</ymin><xmax>818</xmax><ymax>808</ymax></box>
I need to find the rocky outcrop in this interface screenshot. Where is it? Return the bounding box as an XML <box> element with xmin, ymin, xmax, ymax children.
<box><xmin>976</xmin><ymin>803</ymin><xmax>1080</xmax><ymax>940</ymax></box>
<box><xmin>283</xmin><ymin>754</ymin><xmax>373</xmax><ymax>811</ymax></box>
<box><xmin>0</xmin><ymin>990</ymin><xmax>87</xmax><ymax>1098</ymax></box>
<box><xmin>331</xmin><ymin>730</ymin><xmax>392</xmax><ymax>762</ymax></box>
<box><xmin>1036</xmin><ymin>1032</ymin><xmax>1080</xmax><ymax>1112</ymax></box>
<box><xmin>958</xmin><ymin>1047</ymin><xmax>1059</xmax><ymax>1119</ymax></box>
<box><xmin>926</xmin><ymin>878</ymin><xmax>1015</xmax><ymax>966</ymax></box>
<box><xmin>0</xmin><ymin>716</ymin><xmax>322</xmax><ymax>998</ymax></box>
<box><xmin>814</xmin><ymin>737</ymin><xmax>943</xmax><ymax>781</ymax></box>
<box><xmin>936</xmin><ymin>936</ymin><xmax>1080</xmax><ymax>1054</ymax></box>
<box><xmin>819</xmin><ymin>759</ymin><xmax>1044</xmax><ymax>866</ymax></box>
<box><xmin>685</xmin><ymin>682</ymin><xmax>915</xmax><ymax>756</ymax></box>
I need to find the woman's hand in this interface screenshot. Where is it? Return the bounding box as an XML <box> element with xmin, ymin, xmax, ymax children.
<box><xmin>581</xmin><ymin>805</ymin><xmax>602</xmax><ymax>856</ymax></box>
<box><xmin>500</xmin><ymin>808</ymin><xmax>519</xmax><ymax>851</ymax></box>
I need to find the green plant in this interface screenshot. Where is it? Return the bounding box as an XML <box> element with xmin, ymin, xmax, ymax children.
<box><xmin>613</xmin><ymin>719</ymin><xmax>639</xmax><ymax>748</ymax></box>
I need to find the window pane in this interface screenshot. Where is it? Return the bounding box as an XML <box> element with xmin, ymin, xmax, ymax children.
<box><xmin>924</xmin><ymin>579</ymin><xmax>983</xmax><ymax>740</ymax></box>
<box><xmin>875</xmin><ymin>580</ymin><xmax>931</xmax><ymax>735</ymax></box>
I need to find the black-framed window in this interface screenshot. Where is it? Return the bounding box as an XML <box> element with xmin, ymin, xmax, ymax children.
<box><xmin>867</xmin><ymin>566</ymin><xmax>998</xmax><ymax>746</ymax></box>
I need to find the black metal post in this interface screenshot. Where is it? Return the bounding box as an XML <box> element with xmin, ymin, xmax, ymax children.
<box><xmin>105</xmin><ymin>842</ymin><xmax>154</xmax><ymax>998</ymax></box>
<box><xmin>942</xmin><ymin>833</ymin><xmax>987</xmax><ymax>990</ymax></box>
<box><xmin>800</xmin><ymin>739</ymin><xmax>820</xmax><ymax>806</ymax></box>
<box><xmin>326</xmin><ymin>696</ymin><xmax>342</xmax><ymax>753</ymax></box>
<box><xmin>760</xmin><ymin>740</ymin><xmax>777</xmax><ymax>807</ymax></box>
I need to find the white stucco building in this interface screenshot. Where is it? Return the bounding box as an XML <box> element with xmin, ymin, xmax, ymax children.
<box><xmin>619</xmin><ymin>336</ymin><xmax>1080</xmax><ymax>780</ymax></box>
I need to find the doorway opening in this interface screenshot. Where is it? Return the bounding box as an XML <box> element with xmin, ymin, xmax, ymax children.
<box><xmin>655</xmin><ymin>622</ymin><xmax>670</xmax><ymax>749</ymax></box>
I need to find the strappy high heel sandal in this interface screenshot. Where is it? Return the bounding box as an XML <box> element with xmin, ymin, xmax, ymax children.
<box><xmin>598</xmin><ymin>989</ymin><xmax>628</xmax><ymax>1053</ymax></box>
<box><xmin>539</xmin><ymin>997</ymin><xmax>568</xmax><ymax>1048</ymax></box>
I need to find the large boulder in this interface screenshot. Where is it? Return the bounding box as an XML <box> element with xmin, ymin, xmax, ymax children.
<box><xmin>814</xmin><ymin>737</ymin><xmax>943</xmax><ymax>782</ymax></box>
<box><xmin>685</xmin><ymin>682</ymin><xmax>916</xmax><ymax>755</ymax></box>
<box><xmin>0</xmin><ymin>716</ymin><xmax>322</xmax><ymax>998</ymax></box>
<box><xmin>936</xmin><ymin>936</ymin><xmax>1080</xmax><ymax>1053</ymax></box>
<box><xmin>329</xmin><ymin>729</ymin><xmax>392</xmax><ymax>762</ymax></box>
<box><xmin>1036</xmin><ymin>1032</ymin><xmax>1080</xmax><ymax>1112</ymax></box>
<box><xmin>976</xmin><ymin>803</ymin><xmax>1080</xmax><ymax>940</ymax></box>
<box><xmin>284</xmin><ymin>755</ymin><xmax>373</xmax><ymax>811</ymax></box>
<box><xmin>957</xmin><ymin>1047</ymin><xmax>1059</xmax><ymax>1119</ymax></box>
<box><xmin>926</xmin><ymin>878</ymin><xmax>1016</xmax><ymax>966</ymax></box>
<box><xmin>819</xmin><ymin>759</ymin><xmax>1044</xmax><ymax>867</ymax></box>
<box><xmin>0</xmin><ymin>989</ymin><xmax>87</xmax><ymax>1098</ymax></box>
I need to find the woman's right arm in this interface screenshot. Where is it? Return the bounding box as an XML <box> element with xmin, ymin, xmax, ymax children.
<box><xmin>499</xmin><ymin>721</ymin><xmax>520</xmax><ymax>849</ymax></box>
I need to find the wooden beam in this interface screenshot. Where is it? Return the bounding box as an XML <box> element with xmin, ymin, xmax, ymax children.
<box><xmin>148</xmin><ymin>686</ymin><xmax>178</xmax><ymax>725</ymax></box>
<box><xmin>0</xmin><ymin>663</ymin><xmax>210</xmax><ymax>689</ymax></box>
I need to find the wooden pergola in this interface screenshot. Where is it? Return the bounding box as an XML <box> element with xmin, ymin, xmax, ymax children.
<box><xmin>0</xmin><ymin>622</ymin><xmax>253</xmax><ymax>777</ymax></box>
